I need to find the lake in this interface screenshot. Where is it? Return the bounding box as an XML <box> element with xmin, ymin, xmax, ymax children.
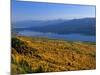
<box><xmin>18</xmin><ymin>30</ymin><xmax>96</xmax><ymax>42</ymax></box>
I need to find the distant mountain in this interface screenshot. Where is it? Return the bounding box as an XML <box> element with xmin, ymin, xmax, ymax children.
<box><xmin>13</xmin><ymin>19</ymin><xmax>66</xmax><ymax>28</ymax></box>
<box><xmin>15</xmin><ymin>18</ymin><xmax>96</xmax><ymax>35</ymax></box>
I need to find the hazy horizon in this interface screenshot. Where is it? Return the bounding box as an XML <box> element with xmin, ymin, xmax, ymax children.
<box><xmin>12</xmin><ymin>17</ymin><xmax>96</xmax><ymax>23</ymax></box>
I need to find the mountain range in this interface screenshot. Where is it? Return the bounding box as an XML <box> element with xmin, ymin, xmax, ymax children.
<box><xmin>14</xmin><ymin>18</ymin><xmax>96</xmax><ymax>35</ymax></box>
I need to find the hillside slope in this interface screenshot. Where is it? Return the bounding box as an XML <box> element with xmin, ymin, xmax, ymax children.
<box><xmin>11</xmin><ymin>36</ymin><xmax>96</xmax><ymax>74</ymax></box>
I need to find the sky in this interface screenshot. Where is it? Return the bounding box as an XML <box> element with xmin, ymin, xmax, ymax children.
<box><xmin>12</xmin><ymin>0</ymin><xmax>96</xmax><ymax>22</ymax></box>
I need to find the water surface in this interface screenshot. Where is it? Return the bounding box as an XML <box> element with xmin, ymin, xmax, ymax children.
<box><xmin>18</xmin><ymin>30</ymin><xmax>96</xmax><ymax>42</ymax></box>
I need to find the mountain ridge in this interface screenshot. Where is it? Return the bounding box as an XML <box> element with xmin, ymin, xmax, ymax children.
<box><xmin>14</xmin><ymin>18</ymin><xmax>96</xmax><ymax>35</ymax></box>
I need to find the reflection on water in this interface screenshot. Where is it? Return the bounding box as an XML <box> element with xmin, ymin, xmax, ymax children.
<box><xmin>19</xmin><ymin>30</ymin><xmax>96</xmax><ymax>42</ymax></box>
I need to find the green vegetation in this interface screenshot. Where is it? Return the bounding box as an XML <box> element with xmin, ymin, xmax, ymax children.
<box><xmin>11</xmin><ymin>36</ymin><xmax>96</xmax><ymax>74</ymax></box>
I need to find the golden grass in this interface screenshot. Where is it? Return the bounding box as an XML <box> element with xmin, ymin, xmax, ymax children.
<box><xmin>11</xmin><ymin>36</ymin><xmax>96</xmax><ymax>74</ymax></box>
